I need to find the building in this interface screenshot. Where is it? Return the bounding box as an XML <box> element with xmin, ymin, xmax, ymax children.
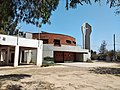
<box><xmin>33</xmin><ymin>32</ymin><xmax>91</xmax><ymax>62</ymax></box>
<box><xmin>0</xmin><ymin>23</ymin><xmax>92</xmax><ymax>67</ymax></box>
<box><xmin>81</xmin><ymin>23</ymin><xmax>92</xmax><ymax>51</ymax></box>
<box><xmin>0</xmin><ymin>33</ymin><xmax>43</xmax><ymax>67</ymax></box>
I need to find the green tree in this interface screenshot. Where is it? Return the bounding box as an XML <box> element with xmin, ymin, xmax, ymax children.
<box><xmin>99</xmin><ymin>40</ymin><xmax>107</xmax><ymax>54</ymax></box>
<box><xmin>91</xmin><ymin>50</ymin><xmax>98</xmax><ymax>60</ymax></box>
<box><xmin>0</xmin><ymin>0</ymin><xmax>120</xmax><ymax>34</ymax></box>
<box><xmin>98</xmin><ymin>40</ymin><xmax>107</xmax><ymax>60</ymax></box>
<box><xmin>0</xmin><ymin>0</ymin><xmax>59</xmax><ymax>34</ymax></box>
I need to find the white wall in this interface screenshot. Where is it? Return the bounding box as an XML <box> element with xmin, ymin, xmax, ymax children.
<box><xmin>43</xmin><ymin>44</ymin><xmax>89</xmax><ymax>53</ymax></box>
<box><xmin>83</xmin><ymin>52</ymin><xmax>91</xmax><ymax>61</ymax></box>
<box><xmin>0</xmin><ymin>34</ymin><xmax>42</xmax><ymax>48</ymax></box>
<box><xmin>0</xmin><ymin>34</ymin><xmax>17</xmax><ymax>46</ymax></box>
<box><xmin>43</xmin><ymin>44</ymin><xmax>91</xmax><ymax>62</ymax></box>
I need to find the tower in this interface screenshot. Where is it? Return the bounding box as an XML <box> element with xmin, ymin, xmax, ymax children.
<box><xmin>81</xmin><ymin>23</ymin><xmax>92</xmax><ymax>51</ymax></box>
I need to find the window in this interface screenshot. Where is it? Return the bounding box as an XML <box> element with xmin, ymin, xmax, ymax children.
<box><xmin>41</xmin><ymin>39</ymin><xmax>48</xmax><ymax>44</ymax></box>
<box><xmin>54</xmin><ymin>39</ymin><xmax>61</xmax><ymax>46</ymax></box>
<box><xmin>66</xmin><ymin>40</ymin><xmax>71</xmax><ymax>44</ymax></box>
<box><xmin>73</xmin><ymin>41</ymin><xmax>76</xmax><ymax>45</ymax></box>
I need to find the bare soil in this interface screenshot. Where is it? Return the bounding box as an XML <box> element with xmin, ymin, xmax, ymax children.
<box><xmin>0</xmin><ymin>63</ymin><xmax>120</xmax><ymax>90</ymax></box>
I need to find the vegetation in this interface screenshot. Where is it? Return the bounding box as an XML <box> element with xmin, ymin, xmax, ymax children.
<box><xmin>97</xmin><ymin>40</ymin><xmax>107</xmax><ymax>60</ymax></box>
<box><xmin>90</xmin><ymin>67</ymin><xmax>120</xmax><ymax>77</ymax></box>
<box><xmin>0</xmin><ymin>0</ymin><xmax>120</xmax><ymax>34</ymax></box>
<box><xmin>86</xmin><ymin>58</ymin><xmax>93</xmax><ymax>63</ymax></box>
<box><xmin>42</xmin><ymin>57</ymin><xmax>55</xmax><ymax>67</ymax></box>
<box><xmin>91</xmin><ymin>40</ymin><xmax>120</xmax><ymax>62</ymax></box>
<box><xmin>91</xmin><ymin>50</ymin><xmax>98</xmax><ymax>60</ymax></box>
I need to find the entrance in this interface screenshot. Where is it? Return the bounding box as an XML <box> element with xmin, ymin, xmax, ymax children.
<box><xmin>54</xmin><ymin>51</ymin><xmax>76</xmax><ymax>63</ymax></box>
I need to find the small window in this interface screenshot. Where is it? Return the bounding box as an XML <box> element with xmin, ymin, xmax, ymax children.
<box><xmin>41</xmin><ymin>39</ymin><xmax>48</xmax><ymax>44</ymax></box>
<box><xmin>54</xmin><ymin>39</ymin><xmax>61</xmax><ymax>46</ymax></box>
<box><xmin>66</xmin><ymin>40</ymin><xmax>71</xmax><ymax>44</ymax></box>
<box><xmin>73</xmin><ymin>41</ymin><xmax>76</xmax><ymax>45</ymax></box>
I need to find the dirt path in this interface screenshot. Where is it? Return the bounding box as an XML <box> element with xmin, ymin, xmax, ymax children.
<box><xmin>0</xmin><ymin>64</ymin><xmax>120</xmax><ymax>90</ymax></box>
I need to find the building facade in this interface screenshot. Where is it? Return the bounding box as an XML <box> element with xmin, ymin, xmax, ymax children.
<box><xmin>33</xmin><ymin>32</ymin><xmax>91</xmax><ymax>62</ymax></box>
<box><xmin>0</xmin><ymin>34</ymin><xmax>43</xmax><ymax>67</ymax></box>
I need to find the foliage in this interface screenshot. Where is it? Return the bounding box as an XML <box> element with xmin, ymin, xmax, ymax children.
<box><xmin>65</xmin><ymin>0</ymin><xmax>120</xmax><ymax>10</ymax></box>
<box><xmin>86</xmin><ymin>58</ymin><xmax>93</xmax><ymax>63</ymax></box>
<box><xmin>99</xmin><ymin>40</ymin><xmax>107</xmax><ymax>54</ymax></box>
<box><xmin>116</xmin><ymin>50</ymin><xmax>120</xmax><ymax>61</ymax></box>
<box><xmin>91</xmin><ymin>50</ymin><xmax>98</xmax><ymax>60</ymax></box>
<box><xmin>42</xmin><ymin>57</ymin><xmax>55</xmax><ymax>67</ymax></box>
<box><xmin>0</xmin><ymin>0</ymin><xmax>120</xmax><ymax>34</ymax></box>
<box><xmin>0</xmin><ymin>29</ymin><xmax>6</xmax><ymax>34</ymax></box>
<box><xmin>0</xmin><ymin>0</ymin><xmax>59</xmax><ymax>34</ymax></box>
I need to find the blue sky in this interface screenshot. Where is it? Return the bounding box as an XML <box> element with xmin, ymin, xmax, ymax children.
<box><xmin>20</xmin><ymin>1</ymin><xmax>120</xmax><ymax>52</ymax></box>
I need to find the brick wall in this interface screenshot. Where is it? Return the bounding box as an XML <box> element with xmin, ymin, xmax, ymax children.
<box><xmin>32</xmin><ymin>33</ymin><xmax>76</xmax><ymax>46</ymax></box>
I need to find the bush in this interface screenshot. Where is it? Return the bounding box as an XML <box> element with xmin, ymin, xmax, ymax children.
<box><xmin>42</xmin><ymin>57</ymin><xmax>54</xmax><ymax>67</ymax></box>
<box><xmin>86</xmin><ymin>58</ymin><xmax>93</xmax><ymax>63</ymax></box>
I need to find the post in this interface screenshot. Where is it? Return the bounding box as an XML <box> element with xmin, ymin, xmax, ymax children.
<box><xmin>7</xmin><ymin>47</ymin><xmax>10</xmax><ymax>65</ymax></box>
<box><xmin>113</xmin><ymin>34</ymin><xmax>116</xmax><ymax>61</ymax></box>
<box><xmin>38</xmin><ymin>27</ymin><xmax>40</xmax><ymax>47</ymax></box>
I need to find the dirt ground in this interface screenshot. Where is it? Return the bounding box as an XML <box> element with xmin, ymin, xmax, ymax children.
<box><xmin>0</xmin><ymin>62</ymin><xmax>120</xmax><ymax>90</ymax></box>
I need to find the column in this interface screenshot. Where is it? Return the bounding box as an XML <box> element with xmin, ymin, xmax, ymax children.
<box><xmin>19</xmin><ymin>49</ymin><xmax>22</xmax><ymax>64</ymax></box>
<box><xmin>0</xmin><ymin>51</ymin><xmax>3</xmax><ymax>61</ymax></box>
<box><xmin>7</xmin><ymin>47</ymin><xmax>10</xmax><ymax>65</ymax></box>
<box><xmin>14</xmin><ymin>45</ymin><xmax>19</xmax><ymax>67</ymax></box>
<box><xmin>36</xmin><ymin>44</ymin><xmax>43</xmax><ymax>66</ymax></box>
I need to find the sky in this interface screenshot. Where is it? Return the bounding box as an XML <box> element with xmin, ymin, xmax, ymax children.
<box><xmin>20</xmin><ymin>0</ymin><xmax>120</xmax><ymax>52</ymax></box>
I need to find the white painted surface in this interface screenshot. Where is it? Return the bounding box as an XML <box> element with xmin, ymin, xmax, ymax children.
<box><xmin>0</xmin><ymin>34</ymin><xmax>42</xmax><ymax>48</ymax></box>
<box><xmin>0</xmin><ymin>34</ymin><xmax>43</xmax><ymax>67</ymax></box>
<box><xmin>18</xmin><ymin>38</ymin><xmax>39</xmax><ymax>47</ymax></box>
<box><xmin>14</xmin><ymin>45</ymin><xmax>19</xmax><ymax>67</ymax></box>
<box><xmin>43</xmin><ymin>44</ymin><xmax>89</xmax><ymax>53</ymax></box>
<box><xmin>0</xmin><ymin>34</ymin><xmax>17</xmax><ymax>46</ymax></box>
<box><xmin>43</xmin><ymin>44</ymin><xmax>91</xmax><ymax>60</ymax></box>
<box><xmin>36</xmin><ymin>47</ymin><xmax>43</xmax><ymax>66</ymax></box>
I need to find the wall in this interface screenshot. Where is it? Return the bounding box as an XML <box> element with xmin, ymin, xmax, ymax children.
<box><xmin>42</xmin><ymin>44</ymin><xmax>91</xmax><ymax>62</ymax></box>
<box><xmin>83</xmin><ymin>52</ymin><xmax>91</xmax><ymax>61</ymax></box>
<box><xmin>33</xmin><ymin>33</ymin><xmax>76</xmax><ymax>46</ymax></box>
<box><xmin>76</xmin><ymin>53</ymin><xmax>83</xmax><ymax>62</ymax></box>
<box><xmin>0</xmin><ymin>34</ymin><xmax>42</xmax><ymax>48</ymax></box>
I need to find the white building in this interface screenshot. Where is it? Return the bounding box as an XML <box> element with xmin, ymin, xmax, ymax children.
<box><xmin>0</xmin><ymin>34</ymin><xmax>43</xmax><ymax>67</ymax></box>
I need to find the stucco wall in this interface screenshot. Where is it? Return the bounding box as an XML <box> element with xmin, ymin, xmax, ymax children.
<box><xmin>0</xmin><ymin>34</ymin><xmax>42</xmax><ymax>48</ymax></box>
<box><xmin>42</xmin><ymin>44</ymin><xmax>90</xmax><ymax>61</ymax></box>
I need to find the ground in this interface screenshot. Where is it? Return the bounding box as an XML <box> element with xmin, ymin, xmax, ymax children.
<box><xmin>0</xmin><ymin>62</ymin><xmax>120</xmax><ymax>90</ymax></box>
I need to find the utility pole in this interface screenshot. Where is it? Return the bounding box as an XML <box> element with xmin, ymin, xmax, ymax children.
<box><xmin>113</xmin><ymin>34</ymin><xmax>116</xmax><ymax>61</ymax></box>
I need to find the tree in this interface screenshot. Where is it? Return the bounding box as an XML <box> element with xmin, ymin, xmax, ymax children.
<box><xmin>0</xmin><ymin>0</ymin><xmax>59</xmax><ymax>34</ymax></box>
<box><xmin>98</xmin><ymin>40</ymin><xmax>107</xmax><ymax>60</ymax></box>
<box><xmin>0</xmin><ymin>0</ymin><xmax>120</xmax><ymax>34</ymax></box>
<box><xmin>99</xmin><ymin>40</ymin><xmax>107</xmax><ymax>54</ymax></box>
<box><xmin>91</xmin><ymin>50</ymin><xmax>98</xmax><ymax>60</ymax></box>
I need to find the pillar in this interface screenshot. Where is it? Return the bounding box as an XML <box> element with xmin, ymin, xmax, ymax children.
<box><xmin>19</xmin><ymin>49</ymin><xmax>22</xmax><ymax>63</ymax></box>
<box><xmin>7</xmin><ymin>47</ymin><xmax>10</xmax><ymax>65</ymax></box>
<box><xmin>0</xmin><ymin>51</ymin><xmax>4</xmax><ymax>61</ymax></box>
<box><xmin>14</xmin><ymin>45</ymin><xmax>19</xmax><ymax>67</ymax></box>
<box><xmin>36</xmin><ymin>45</ymin><xmax>43</xmax><ymax>66</ymax></box>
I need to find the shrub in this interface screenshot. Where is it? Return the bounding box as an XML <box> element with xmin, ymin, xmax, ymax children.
<box><xmin>86</xmin><ymin>58</ymin><xmax>93</xmax><ymax>63</ymax></box>
<box><xmin>42</xmin><ymin>57</ymin><xmax>54</xmax><ymax>67</ymax></box>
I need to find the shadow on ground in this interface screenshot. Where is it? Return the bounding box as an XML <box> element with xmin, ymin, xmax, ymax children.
<box><xmin>0</xmin><ymin>74</ymin><xmax>31</xmax><ymax>90</ymax></box>
<box><xmin>90</xmin><ymin>67</ymin><xmax>120</xmax><ymax>76</ymax></box>
<box><xmin>0</xmin><ymin>74</ymin><xmax>31</xmax><ymax>81</ymax></box>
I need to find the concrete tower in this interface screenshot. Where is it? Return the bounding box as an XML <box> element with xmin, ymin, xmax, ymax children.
<box><xmin>81</xmin><ymin>23</ymin><xmax>92</xmax><ymax>51</ymax></box>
